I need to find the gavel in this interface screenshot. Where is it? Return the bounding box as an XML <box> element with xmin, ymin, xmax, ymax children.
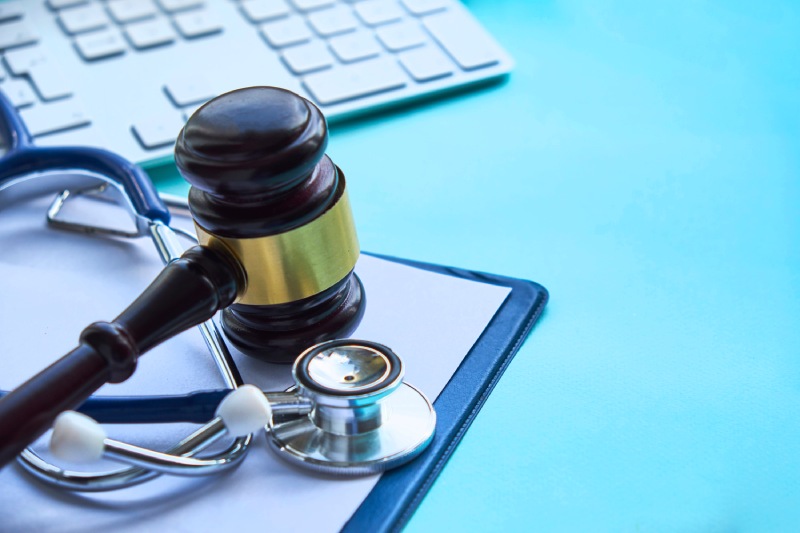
<box><xmin>0</xmin><ymin>87</ymin><xmax>365</xmax><ymax>468</ymax></box>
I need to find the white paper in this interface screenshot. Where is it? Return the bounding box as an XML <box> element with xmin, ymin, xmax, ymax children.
<box><xmin>0</xmin><ymin>194</ymin><xmax>509</xmax><ymax>532</ymax></box>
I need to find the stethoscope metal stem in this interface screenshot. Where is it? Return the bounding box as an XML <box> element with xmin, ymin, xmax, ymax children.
<box><xmin>102</xmin><ymin>419</ymin><xmax>241</xmax><ymax>477</ymax></box>
<box><xmin>265</xmin><ymin>392</ymin><xmax>314</xmax><ymax>418</ymax></box>
<box><xmin>19</xmin><ymin>424</ymin><xmax>252</xmax><ymax>491</ymax></box>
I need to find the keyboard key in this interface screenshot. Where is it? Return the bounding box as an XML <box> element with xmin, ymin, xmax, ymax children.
<box><xmin>29</xmin><ymin>65</ymin><xmax>73</xmax><ymax>100</ymax></box>
<box><xmin>375</xmin><ymin>20</ymin><xmax>425</xmax><ymax>51</ymax></box>
<box><xmin>74</xmin><ymin>29</ymin><xmax>127</xmax><ymax>60</ymax></box>
<box><xmin>107</xmin><ymin>0</ymin><xmax>159</xmax><ymax>23</ymax></box>
<box><xmin>423</xmin><ymin>10</ymin><xmax>502</xmax><ymax>70</ymax></box>
<box><xmin>0</xmin><ymin>21</ymin><xmax>38</xmax><ymax>51</ymax></box>
<box><xmin>164</xmin><ymin>75</ymin><xmax>216</xmax><ymax>106</ymax></box>
<box><xmin>0</xmin><ymin>78</ymin><xmax>37</xmax><ymax>108</ymax></box>
<box><xmin>290</xmin><ymin>0</ymin><xmax>334</xmax><ymax>11</ymax></box>
<box><xmin>125</xmin><ymin>17</ymin><xmax>175</xmax><ymax>49</ymax></box>
<box><xmin>20</xmin><ymin>99</ymin><xmax>91</xmax><ymax>136</ymax></box>
<box><xmin>4</xmin><ymin>47</ymin><xmax>50</xmax><ymax>75</ymax></box>
<box><xmin>131</xmin><ymin>112</ymin><xmax>184</xmax><ymax>149</ymax></box>
<box><xmin>3</xmin><ymin>0</ymin><xmax>511</xmax><ymax>164</ymax></box>
<box><xmin>240</xmin><ymin>0</ymin><xmax>290</xmax><ymax>23</ymax></box>
<box><xmin>58</xmin><ymin>4</ymin><xmax>109</xmax><ymax>35</ymax></box>
<box><xmin>281</xmin><ymin>41</ymin><xmax>333</xmax><ymax>74</ymax></box>
<box><xmin>303</xmin><ymin>56</ymin><xmax>406</xmax><ymax>105</ymax></box>
<box><xmin>329</xmin><ymin>31</ymin><xmax>381</xmax><ymax>62</ymax></box>
<box><xmin>398</xmin><ymin>44</ymin><xmax>452</xmax><ymax>81</ymax></box>
<box><xmin>307</xmin><ymin>6</ymin><xmax>358</xmax><ymax>36</ymax></box>
<box><xmin>260</xmin><ymin>17</ymin><xmax>312</xmax><ymax>47</ymax></box>
<box><xmin>173</xmin><ymin>9</ymin><xmax>223</xmax><ymax>38</ymax></box>
<box><xmin>354</xmin><ymin>0</ymin><xmax>403</xmax><ymax>26</ymax></box>
<box><xmin>0</xmin><ymin>0</ymin><xmax>23</xmax><ymax>22</ymax></box>
<box><xmin>400</xmin><ymin>0</ymin><xmax>448</xmax><ymax>15</ymax></box>
<box><xmin>47</xmin><ymin>0</ymin><xmax>88</xmax><ymax>9</ymax></box>
<box><xmin>157</xmin><ymin>0</ymin><xmax>204</xmax><ymax>13</ymax></box>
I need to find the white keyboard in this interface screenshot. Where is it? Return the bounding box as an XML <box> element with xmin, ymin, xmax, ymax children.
<box><xmin>0</xmin><ymin>0</ymin><xmax>513</xmax><ymax>167</ymax></box>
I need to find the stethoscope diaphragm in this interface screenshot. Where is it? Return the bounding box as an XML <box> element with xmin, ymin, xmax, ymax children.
<box><xmin>268</xmin><ymin>340</ymin><xmax>436</xmax><ymax>475</ymax></box>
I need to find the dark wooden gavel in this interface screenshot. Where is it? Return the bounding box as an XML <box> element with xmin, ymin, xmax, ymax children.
<box><xmin>0</xmin><ymin>87</ymin><xmax>365</xmax><ymax>468</ymax></box>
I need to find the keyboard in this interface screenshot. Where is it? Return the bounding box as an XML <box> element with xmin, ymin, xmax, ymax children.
<box><xmin>0</xmin><ymin>0</ymin><xmax>513</xmax><ymax>167</ymax></box>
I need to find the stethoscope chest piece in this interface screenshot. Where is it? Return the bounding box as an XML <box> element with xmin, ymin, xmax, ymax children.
<box><xmin>268</xmin><ymin>340</ymin><xmax>436</xmax><ymax>475</ymax></box>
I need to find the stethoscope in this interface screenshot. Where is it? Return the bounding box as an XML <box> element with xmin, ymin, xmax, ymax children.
<box><xmin>50</xmin><ymin>340</ymin><xmax>435</xmax><ymax>477</ymax></box>
<box><xmin>0</xmin><ymin>90</ymin><xmax>436</xmax><ymax>490</ymax></box>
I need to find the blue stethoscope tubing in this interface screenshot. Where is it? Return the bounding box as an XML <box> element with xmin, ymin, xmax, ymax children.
<box><xmin>0</xmin><ymin>390</ymin><xmax>231</xmax><ymax>425</ymax></box>
<box><xmin>0</xmin><ymin>91</ymin><xmax>169</xmax><ymax>224</ymax></box>
<box><xmin>0</xmin><ymin>90</ymin><xmax>235</xmax><ymax>426</ymax></box>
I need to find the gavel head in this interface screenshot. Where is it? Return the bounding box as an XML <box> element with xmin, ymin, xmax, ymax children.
<box><xmin>174</xmin><ymin>87</ymin><xmax>365</xmax><ymax>363</ymax></box>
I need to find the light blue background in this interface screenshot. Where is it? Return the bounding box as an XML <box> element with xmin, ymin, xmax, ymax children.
<box><xmin>156</xmin><ymin>1</ymin><xmax>800</xmax><ymax>530</ymax></box>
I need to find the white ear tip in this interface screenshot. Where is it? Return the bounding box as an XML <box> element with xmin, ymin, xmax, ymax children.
<box><xmin>50</xmin><ymin>411</ymin><xmax>106</xmax><ymax>463</ymax></box>
<box><xmin>216</xmin><ymin>385</ymin><xmax>272</xmax><ymax>437</ymax></box>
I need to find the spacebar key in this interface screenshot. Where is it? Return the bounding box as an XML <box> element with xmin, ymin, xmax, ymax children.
<box><xmin>302</xmin><ymin>57</ymin><xmax>406</xmax><ymax>106</ymax></box>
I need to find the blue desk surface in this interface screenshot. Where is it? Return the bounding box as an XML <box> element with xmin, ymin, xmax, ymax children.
<box><xmin>154</xmin><ymin>1</ymin><xmax>800</xmax><ymax>530</ymax></box>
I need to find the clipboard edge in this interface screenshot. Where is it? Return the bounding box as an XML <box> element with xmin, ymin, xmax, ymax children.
<box><xmin>344</xmin><ymin>254</ymin><xmax>549</xmax><ymax>532</ymax></box>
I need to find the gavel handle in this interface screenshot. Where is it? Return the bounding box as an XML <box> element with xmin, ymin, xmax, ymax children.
<box><xmin>0</xmin><ymin>246</ymin><xmax>243</xmax><ymax>468</ymax></box>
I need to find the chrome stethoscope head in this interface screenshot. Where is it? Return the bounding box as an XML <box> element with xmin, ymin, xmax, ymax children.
<box><xmin>48</xmin><ymin>340</ymin><xmax>436</xmax><ymax>478</ymax></box>
<box><xmin>270</xmin><ymin>340</ymin><xmax>436</xmax><ymax>475</ymax></box>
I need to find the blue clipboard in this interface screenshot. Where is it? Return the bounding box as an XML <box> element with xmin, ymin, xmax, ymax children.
<box><xmin>346</xmin><ymin>254</ymin><xmax>549</xmax><ymax>532</ymax></box>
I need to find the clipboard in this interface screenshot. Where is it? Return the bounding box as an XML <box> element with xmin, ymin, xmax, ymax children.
<box><xmin>347</xmin><ymin>254</ymin><xmax>548</xmax><ymax>532</ymax></box>
<box><xmin>0</xmin><ymin>194</ymin><xmax>547</xmax><ymax>531</ymax></box>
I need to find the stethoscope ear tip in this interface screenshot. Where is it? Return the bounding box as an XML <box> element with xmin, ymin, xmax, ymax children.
<box><xmin>50</xmin><ymin>411</ymin><xmax>106</xmax><ymax>464</ymax></box>
<box><xmin>216</xmin><ymin>385</ymin><xmax>273</xmax><ymax>437</ymax></box>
